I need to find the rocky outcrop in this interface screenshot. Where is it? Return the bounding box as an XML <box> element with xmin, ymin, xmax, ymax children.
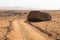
<box><xmin>27</xmin><ymin>11</ymin><xmax>51</xmax><ymax>22</ymax></box>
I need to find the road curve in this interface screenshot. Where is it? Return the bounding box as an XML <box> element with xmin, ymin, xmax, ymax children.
<box><xmin>9</xmin><ymin>20</ymin><xmax>53</xmax><ymax>40</ymax></box>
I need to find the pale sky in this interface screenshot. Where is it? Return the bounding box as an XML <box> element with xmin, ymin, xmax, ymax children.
<box><xmin>0</xmin><ymin>0</ymin><xmax>60</xmax><ymax>9</ymax></box>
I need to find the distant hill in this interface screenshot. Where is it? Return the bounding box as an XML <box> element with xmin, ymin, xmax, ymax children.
<box><xmin>0</xmin><ymin>7</ymin><xmax>37</xmax><ymax>10</ymax></box>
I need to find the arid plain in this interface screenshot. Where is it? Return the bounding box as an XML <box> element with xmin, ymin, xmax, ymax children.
<box><xmin>0</xmin><ymin>10</ymin><xmax>60</xmax><ymax>40</ymax></box>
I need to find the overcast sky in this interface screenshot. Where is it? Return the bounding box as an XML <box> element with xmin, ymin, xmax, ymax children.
<box><xmin>0</xmin><ymin>0</ymin><xmax>60</xmax><ymax>9</ymax></box>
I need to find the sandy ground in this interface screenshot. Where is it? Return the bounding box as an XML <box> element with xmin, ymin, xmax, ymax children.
<box><xmin>31</xmin><ymin>11</ymin><xmax>60</xmax><ymax>40</ymax></box>
<box><xmin>0</xmin><ymin>19</ymin><xmax>53</xmax><ymax>40</ymax></box>
<box><xmin>9</xmin><ymin>20</ymin><xmax>53</xmax><ymax>40</ymax></box>
<box><xmin>0</xmin><ymin>10</ymin><xmax>60</xmax><ymax>40</ymax></box>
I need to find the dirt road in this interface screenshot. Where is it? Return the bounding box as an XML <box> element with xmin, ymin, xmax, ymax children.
<box><xmin>8</xmin><ymin>20</ymin><xmax>53</xmax><ymax>40</ymax></box>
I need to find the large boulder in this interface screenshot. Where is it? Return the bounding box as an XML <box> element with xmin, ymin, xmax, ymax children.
<box><xmin>27</xmin><ymin>11</ymin><xmax>51</xmax><ymax>22</ymax></box>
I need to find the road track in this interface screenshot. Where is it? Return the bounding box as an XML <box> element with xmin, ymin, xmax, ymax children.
<box><xmin>9</xmin><ymin>20</ymin><xmax>53</xmax><ymax>40</ymax></box>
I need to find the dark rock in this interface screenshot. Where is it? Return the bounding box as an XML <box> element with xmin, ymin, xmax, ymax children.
<box><xmin>27</xmin><ymin>11</ymin><xmax>51</xmax><ymax>22</ymax></box>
